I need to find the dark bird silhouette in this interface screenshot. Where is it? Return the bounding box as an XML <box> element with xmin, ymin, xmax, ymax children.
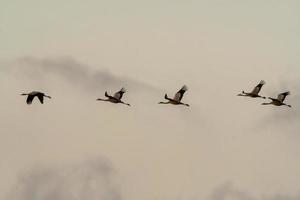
<box><xmin>159</xmin><ymin>85</ymin><xmax>189</xmax><ymax>106</ymax></box>
<box><xmin>262</xmin><ymin>91</ymin><xmax>292</xmax><ymax>107</ymax></box>
<box><xmin>97</xmin><ymin>88</ymin><xmax>131</xmax><ymax>106</ymax></box>
<box><xmin>237</xmin><ymin>80</ymin><xmax>266</xmax><ymax>99</ymax></box>
<box><xmin>21</xmin><ymin>91</ymin><xmax>51</xmax><ymax>104</ymax></box>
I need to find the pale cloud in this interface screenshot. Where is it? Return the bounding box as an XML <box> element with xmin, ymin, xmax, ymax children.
<box><xmin>210</xmin><ymin>182</ymin><xmax>300</xmax><ymax>200</ymax></box>
<box><xmin>8</xmin><ymin>157</ymin><xmax>121</xmax><ymax>200</ymax></box>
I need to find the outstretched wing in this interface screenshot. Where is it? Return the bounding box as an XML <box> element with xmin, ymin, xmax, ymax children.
<box><xmin>277</xmin><ymin>91</ymin><xmax>290</xmax><ymax>102</ymax></box>
<box><xmin>251</xmin><ymin>80</ymin><xmax>265</xmax><ymax>95</ymax></box>
<box><xmin>26</xmin><ymin>95</ymin><xmax>35</xmax><ymax>104</ymax></box>
<box><xmin>105</xmin><ymin>91</ymin><xmax>111</xmax><ymax>98</ymax></box>
<box><xmin>173</xmin><ymin>85</ymin><xmax>188</xmax><ymax>102</ymax></box>
<box><xmin>37</xmin><ymin>94</ymin><xmax>44</xmax><ymax>104</ymax></box>
<box><xmin>113</xmin><ymin>88</ymin><xmax>126</xmax><ymax>100</ymax></box>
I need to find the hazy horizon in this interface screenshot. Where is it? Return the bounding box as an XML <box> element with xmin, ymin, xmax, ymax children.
<box><xmin>1</xmin><ymin>1</ymin><xmax>300</xmax><ymax>200</ymax></box>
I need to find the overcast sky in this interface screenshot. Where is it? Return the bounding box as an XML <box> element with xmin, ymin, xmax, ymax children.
<box><xmin>1</xmin><ymin>1</ymin><xmax>300</xmax><ymax>200</ymax></box>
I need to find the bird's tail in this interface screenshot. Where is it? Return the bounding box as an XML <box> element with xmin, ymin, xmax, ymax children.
<box><xmin>105</xmin><ymin>91</ymin><xmax>109</xmax><ymax>97</ymax></box>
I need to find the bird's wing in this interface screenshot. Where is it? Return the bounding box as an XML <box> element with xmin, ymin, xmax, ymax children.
<box><xmin>277</xmin><ymin>91</ymin><xmax>290</xmax><ymax>102</ymax></box>
<box><xmin>173</xmin><ymin>85</ymin><xmax>188</xmax><ymax>102</ymax></box>
<box><xmin>29</xmin><ymin>91</ymin><xmax>37</xmax><ymax>95</ymax></box>
<box><xmin>113</xmin><ymin>88</ymin><xmax>126</xmax><ymax>100</ymax></box>
<box><xmin>37</xmin><ymin>94</ymin><xmax>44</xmax><ymax>104</ymax></box>
<box><xmin>26</xmin><ymin>95</ymin><xmax>35</xmax><ymax>104</ymax></box>
<box><xmin>105</xmin><ymin>91</ymin><xmax>110</xmax><ymax>98</ymax></box>
<box><xmin>251</xmin><ymin>80</ymin><xmax>265</xmax><ymax>95</ymax></box>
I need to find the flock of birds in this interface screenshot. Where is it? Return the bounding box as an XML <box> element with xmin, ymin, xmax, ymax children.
<box><xmin>237</xmin><ymin>80</ymin><xmax>292</xmax><ymax>107</ymax></box>
<box><xmin>20</xmin><ymin>85</ymin><xmax>190</xmax><ymax>107</ymax></box>
<box><xmin>21</xmin><ymin>81</ymin><xmax>292</xmax><ymax>108</ymax></box>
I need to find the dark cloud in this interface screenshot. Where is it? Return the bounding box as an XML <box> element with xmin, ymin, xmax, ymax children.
<box><xmin>210</xmin><ymin>182</ymin><xmax>300</xmax><ymax>200</ymax></box>
<box><xmin>8</xmin><ymin>158</ymin><xmax>122</xmax><ymax>200</ymax></box>
<box><xmin>10</xmin><ymin>57</ymin><xmax>158</xmax><ymax>94</ymax></box>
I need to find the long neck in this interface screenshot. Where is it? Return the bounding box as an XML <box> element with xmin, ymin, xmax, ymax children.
<box><xmin>21</xmin><ymin>93</ymin><xmax>28</xmax><ymax>96</ymax></box>
<box><xmin>97</xmin><ymin>98</ymin><xmax>108</xmax><ymax>101</ymax></box>
<box><xmin>237</xmin><ymin>91</ymin><xmax>248</xmax><ymax>96</ymax></box>
<box><xmin>262</xmin><ymin>102</ymin><xmax>272</xmax><ymax>105</ymax></box>
<box><xmin>243</xmin><ymin>91</ymin><xmax>251</xmax><ymax>95</ymax></box>
<box><xmin>159</xmin><ymin>101</ymin><xmax>170</xmax><ymax>104</ymax></box>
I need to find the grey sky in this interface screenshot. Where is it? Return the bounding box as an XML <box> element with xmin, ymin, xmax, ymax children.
<box><xmin>8</xmin><ymin>157</ymin><xmax>121</xmax><ymax>200</ymax></box>
<box><xmin>1</xmin><ymin>1</ymin><xmax>300</xmax><ymax>200</ymax></box>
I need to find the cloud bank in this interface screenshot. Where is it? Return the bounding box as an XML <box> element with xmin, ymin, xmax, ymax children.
<box><xmin>1</xmin><ymin>57</ymin><xmax>299</xmax><ymax>200</ymax></box>
<box><xmin>210</xmin><ymin>182</ymin><xmax>300</xmax><ymax>200</ymax></box>
<box><xmin>8</xmin><ymin>57</ymin><xmax>157</xmax><ymax>94</ymax></box>
<box><xmin>8</xmin><ymin>158</ymin><xmax>121</xmax><ymax>200</ymax></box>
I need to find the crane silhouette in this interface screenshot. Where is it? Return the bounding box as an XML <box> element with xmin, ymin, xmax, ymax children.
<box><xmin>97</xmin><ymin>88</ymin><xmax>131</xmax><ymax>106</ymax></box>
<box><xmin>159</xmin><ymin>85</ymin><xmax>189</xmax><ymax>106</ymax></box>
<box><xmin>262</xmin><ymin>91</ymin><xmax>291</xmax><ymax>107</ymax></box>
<box><xmin>21</xmin><ymin>91</ymin><xmax>51</xmax><ymax>104</ymax></box>
<box><xmin>237</xmin><ymin>80</ymin><xmax>266</xmax><ymax>99</ymax></box>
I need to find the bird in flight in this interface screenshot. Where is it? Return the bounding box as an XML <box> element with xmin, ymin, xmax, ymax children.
<box><xmin>262</xmin><ymin>91</ymin><xmax>292</xmax><ymax>107</ymax></box>
<box><xmin>97</xmin><ymin>88</ymin><xmax>131</xmax><ymax>106</ymax></box>
<box><xmin>159</xmin><ymin>85</ymin><xmax>189</xmax><ymax>106</ymax></box>
<box><xmin>21</xmin><ymin>91</ymin><xmax>51</xmax><ymax>105</ymax></box>
<box><xmin>237</xmin><ymin>80</ymin><xmax>266</xmax><ymax>99</ymax></box>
